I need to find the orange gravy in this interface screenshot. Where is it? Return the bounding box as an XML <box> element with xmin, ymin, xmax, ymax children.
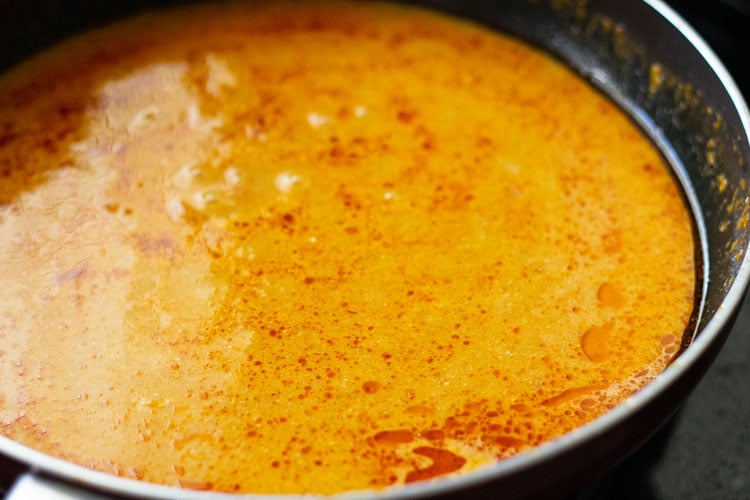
<box><xmin>0</xmin><ymin>0</ymin><xmax>695</xmax><ymax>494</ymax></box>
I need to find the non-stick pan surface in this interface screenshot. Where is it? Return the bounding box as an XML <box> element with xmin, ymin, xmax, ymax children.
<box><xmin>0</xmin><ymin>1</ymin><xmax>748</xmax><ymax>499</ymax></box>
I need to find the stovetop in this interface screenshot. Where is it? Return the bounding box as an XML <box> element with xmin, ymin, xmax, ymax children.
<box><xmin>590</xmin><ymin>2</ymin><xmax>750</xmax><ymax>498</ymax></box>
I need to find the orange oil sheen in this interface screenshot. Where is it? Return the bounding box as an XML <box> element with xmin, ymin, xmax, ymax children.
<box><xmin>0</xmin><ymin>1</ymin><xmax>695</xmax><ymax>494</ymax></box>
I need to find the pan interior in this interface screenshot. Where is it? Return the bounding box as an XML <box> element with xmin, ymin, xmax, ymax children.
<box><xmin>0</xmin><ymin>0</ymin><xmax>747</xmax><ymax>498</ymax></box>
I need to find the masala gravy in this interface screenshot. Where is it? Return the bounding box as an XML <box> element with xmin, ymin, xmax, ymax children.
<box><xmin>0</xmin><ymin>0</ymin><xmax>696</xmax><ymax>494</ymax></box>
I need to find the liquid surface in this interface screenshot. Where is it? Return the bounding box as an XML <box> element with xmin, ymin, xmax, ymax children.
<box><xmin>0</xmin><ymin>1</ymin><xmax>695</xmax><ymax>494</ymax></box>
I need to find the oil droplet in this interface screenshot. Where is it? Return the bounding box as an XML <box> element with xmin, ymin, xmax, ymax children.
<box><xmin>492</xmin><ymin>436</ymin><xmax>524</xmax><ymax>448</ymax></box>
<box><xmin>419</xmin><ymin>429</ymin><xmax>445</xmax><ymax>441</ymax></box>
<box><xmin>404</xmin><ymin>447</ymin><xmax>466</xmax><ymax>483</ymax></box>
<box><xmin>373</xmin><ymin>430</ymin><xmax>414</xmax><ymax>444</ymax></box>
<box><xmin>405</xmin><ymin>405</ymin><xmax>434</xmax><ymax>416</ymax></box>
<box><xmin>597</xmin><ymin>282</ymin><xmax>625</xmax><ymax>308</ymax></box>
<box><xmin>541</xmin><ymin>385</ymin><xmax>606</xmax><ymax>407</ymax></box>
<box><xmin>581</xmin><ymin>321</ymin><xmax>614</xmax><ymax>362</ymax></box>
<box><xmin>362</xmin><ymin>381</ymin><xmax>380</xmax><ymax>394</ymax></box>
<box><xmin>178</xmin><ymin>479</ymin><xmax>214</xmax><ymax>491</ymax></box>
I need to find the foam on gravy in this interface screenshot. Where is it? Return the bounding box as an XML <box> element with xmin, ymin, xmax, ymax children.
<box><xmin>0</xmin><ymin>1</ymin><xmax>695</xmax><ymax>494</ymax></box>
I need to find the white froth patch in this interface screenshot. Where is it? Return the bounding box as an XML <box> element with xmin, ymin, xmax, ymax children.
<box><xmin>205</xmin><ymin>54</ymin><xmax>237</xmax><ymax>97</ymax></box>
<box><xmin>245</xmin><ymin>126</ymin><xmax>268</xmax><ymax>142</ymax></box>
<box><xmin>307</xmin><ymin>112</ymin><xmax>330</xmax><ymax>128</ymax></box>
<box><xmin>187</xmin><ymin>101</ymin><xmax>223</xmax><ymax>132</ymax></box>
<box><xmin>190</xmin><ymin>191</ymin><xmax>215</xmax><ymax>210</ymax></box>
<box><xmin>127</xmin><ymin>105</ymin><xmax>160</xmax><ymax>134</ymax></box>
<box><xmin>173</xmin><ymin>164</ymin><xmax>199</xmax><ymax>189</ymax></box>
<box><xmin>165</xmin><ymin>198</ymin><xmax>185</xmax><ymax>222</ymax></box>
<box><xmin>223</xmin><ymin>167</ymin><xmax>240</xmax><ymax>186</ymax></box>
<box><xmin>274</xmin><ymin>172</ymin><xmax>300</xmax><ymax>193</ymax></box>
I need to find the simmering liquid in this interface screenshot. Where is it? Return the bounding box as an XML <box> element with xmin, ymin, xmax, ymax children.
<box><xmin>0</xmin><ymin>0</ymin><xmax>695</xmax><ymax>494</ymax></box>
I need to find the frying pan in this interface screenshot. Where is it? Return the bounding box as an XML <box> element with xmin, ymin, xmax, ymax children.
<box><xmin>0</xmin><ymin>0</ymin><xmax>748</xmax><ymax>498</ymax></box>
